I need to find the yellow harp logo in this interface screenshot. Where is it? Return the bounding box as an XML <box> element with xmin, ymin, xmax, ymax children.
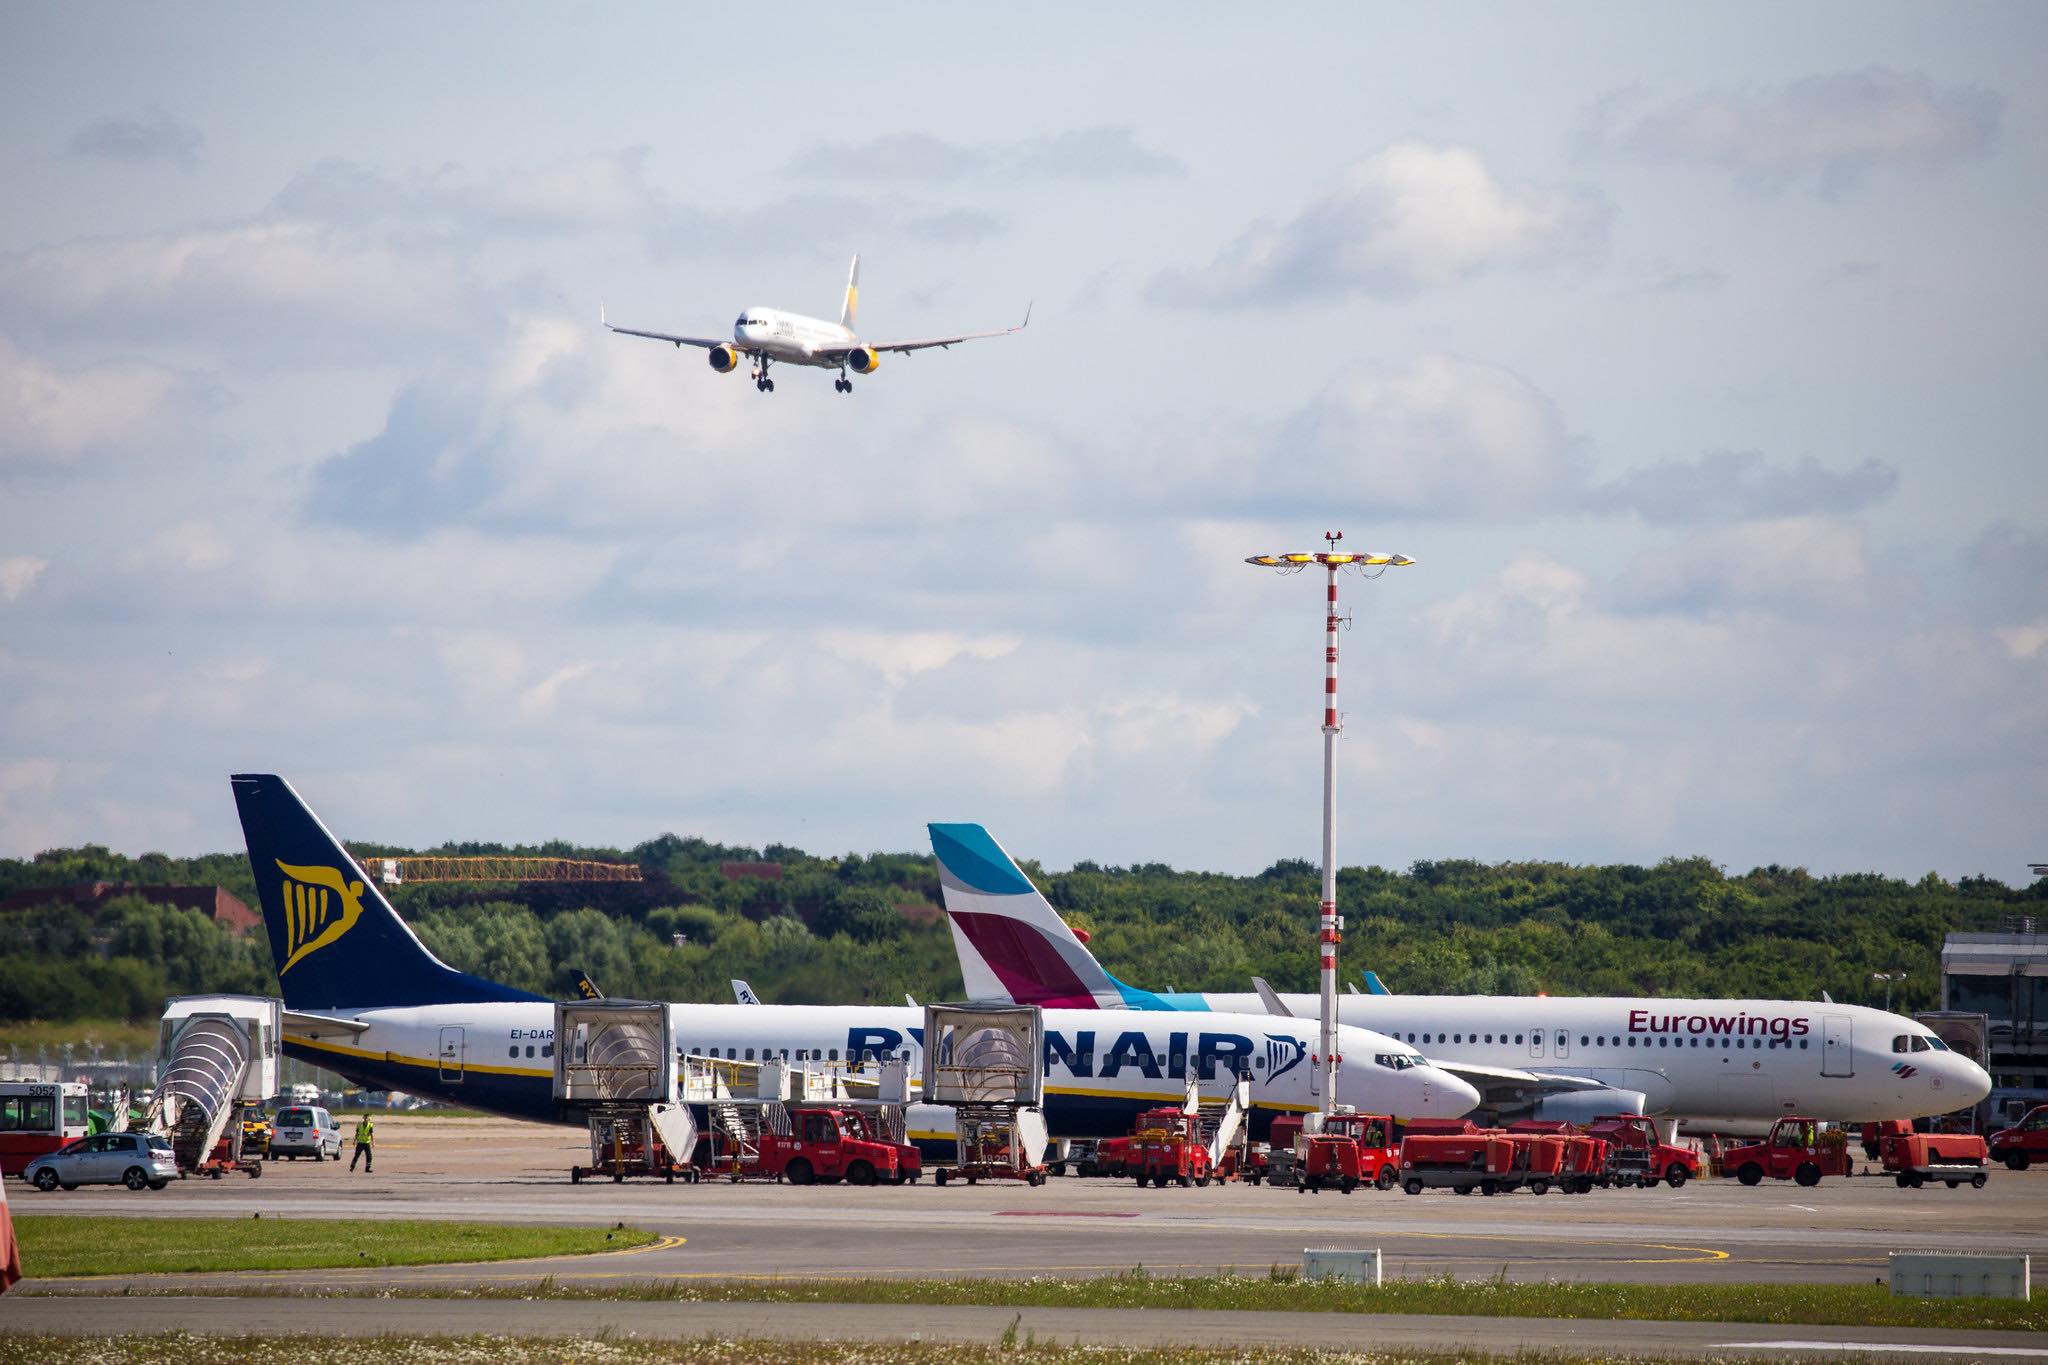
<box><xmin>275</xmin><ymin>860</ymin><xmax>367</xmax><ymax>973</ymax></box>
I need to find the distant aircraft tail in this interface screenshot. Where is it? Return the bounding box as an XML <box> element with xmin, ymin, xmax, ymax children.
<box><xmin>839</xmin><ymin>254</ymin><xmax>860</xmax><ymax>330</ymax></box>
<box><xmin>231</xmin><ymin>774</ymin><xmax>545</xmax><ymax>1011</ymax></box>
<box><xmin>928</xmin><ymin>823</ymin><xmax>1165</xmax><ymax>1010</ymax></box>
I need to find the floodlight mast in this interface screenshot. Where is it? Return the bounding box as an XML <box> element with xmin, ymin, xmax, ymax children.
<box><xmin>1243</xmin><ymin>532</ymin><xmax>1415</xmax><ymax>1120</ymax></box>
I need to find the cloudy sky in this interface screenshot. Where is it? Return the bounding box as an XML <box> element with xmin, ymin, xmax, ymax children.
<box><xmin>2</xmin><ymin>4</ymin><xmax>2042</xmax><ymax>881</ymax></box>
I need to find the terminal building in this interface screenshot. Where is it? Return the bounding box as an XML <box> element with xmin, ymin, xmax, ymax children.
<box><xmin>1924</xmin><ymin>917</ymin><xmax>2047</xmax><ymax>1128</ymax></box>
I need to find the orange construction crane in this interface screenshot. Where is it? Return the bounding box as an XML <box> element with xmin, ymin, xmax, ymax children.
<box><xmin>350</xmin><ymin>854</ymin><xmax>642</xmax><ymax>886</ymax></box>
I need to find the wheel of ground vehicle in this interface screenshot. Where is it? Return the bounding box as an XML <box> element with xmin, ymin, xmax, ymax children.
<box><xmin>1050</xmin><ymin>1163</ymin><xmax>1066</xmax><ymax>1178</ymax></box>
<box><xmin>1794</xmin><ymin>1162</ymin><xmax>1822</xmax><ymax>1188</ymax></box>
<box><xmin>123</xmin><ymin>1166</ymin><xmax>148</xmax><ymax>1190</ymax></box>
<box><xmin>1480</xmin><ymin>1181</ymin><xmax>1498</xmax><ymax>1196</ymax></box>
<box><xmin>1246</xmin><ymin>1172</ymin><xmax>1262</xmax><ymax>1185</ymax></box>
<box><xmin>1972</xmin><ymin>1173</ymin><xmax>1988</xmax><ymax>1188</ymax></box>
<box><xmin>1340</xmin><ymin>1177</ymin><xmax>1357</xmax><ymax>1194</ymax></box>
<box><xmin>571</xmin><ymin>1168</ymin><xmax>582</xmax><ymax>1184</ymax></box>
<box><xmin>2005</xmin><ymin>1152</ymin><xmax>2030</xmax><ymax>1172</ymax></box>
<box><xmin>785</xmin><ymin>1158</ymin><xmax>815</xmax><ymax>1186</ymax></box>
<box><xmin>1666</xmin><ymin>1166</ymin><xmax>1688</xmax><ymax>1189</ymax></box>
<box><xmin>1178</xmin><ymin>1174</ymin><xmax>1192</xmax><ymax>1188</ymax></box>
<box><xmin>1376</xmin><ymin>1167</ymin><xmax>1397</xmax><ymax>1191</ymax></box>
<box><xmin>1737</xmin><ymin>1163</ymin><xmax>1764</xmax><ymax>1186</ymax></box>
<box><xmin>1454</xmin><ymin>1184</ymin><xmax>1473</xmax><ymax>1196</ymax></box>
<box><xmin>1404</xmin><ymin>1178</ymin><xmax>1424</xmax><ymax>1196</ymax></box>
<box><xmin>934</xmin><ymin>1168</ymin><xmax>950</xmax><ymax>1187</ymax></box>
<box><xmin>149</xmin><ymin>1179</ymin><xmax>168</xmax><ymax>1191</ymax></box>
<box><xmin>1029</xmin><ymin>1170</ymin><xmax>1046</xmax><ymax>1187</ymax></box>
<box><xmin>32</xmin><ymin>1168</ymin><xmax>59</xmax><ymax>1192</ymax></box>
<box><xmin>1195</xmin><ymin>1175</ymin><xmax>1211</xmax><ymax>1188</ymax></box>
<box><xmin>1895</xmin><ymin>1173</ymin><xmax>1913</xmax><ymax>1189</ymax></box>
<box><xmin>1529</xmin><ymin>1179</ymin><xmax>1550</xmax><ymax>1196</ymax></box>
<box><xmin>1946</xmin><ymin>1179</ymin><xmax>1961</xmax><ymax>1188</ymax></box>
<box><xmin>61</xmin><ymin>1182</ymin><xmax>78</xmax><ymax>1191</ymax></box>
<box><xmin>846</xmin><ymin>1161</ymin><xmax>876</xmax><ymax>1187</ymax></box>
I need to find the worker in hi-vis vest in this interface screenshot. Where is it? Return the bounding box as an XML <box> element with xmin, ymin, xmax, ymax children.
<box><xmin>350</xmin><ymin>1114</ymin><xmax>375</xmax><ymax>1172</ymax></box>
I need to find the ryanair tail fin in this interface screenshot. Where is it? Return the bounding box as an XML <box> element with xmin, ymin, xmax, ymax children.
<box><xmin>928</xmin><ymin>823</ymin><xmax>1165</xmax><ymax>1010</ymax></box>
<box><xmin>231</xmin><ymin>774</ymin><xmax>545</xmax><ymax>1011</ymax></box>
<box><xmin>839</xmin><ymin>253</ymin><xmax>860</xmax><ymax>330</ymax></box>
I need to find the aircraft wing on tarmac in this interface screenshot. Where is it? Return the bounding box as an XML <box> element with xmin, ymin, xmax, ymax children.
<box><xmin>281</xmin><ymin>1009</ymin><xmax>369</xmax><ymax>1038</ymax></box>
<box><xmin>1432</xmin><ymin>1058</ymin><xmax>1615</xmax><ymax>1109</ymax></box>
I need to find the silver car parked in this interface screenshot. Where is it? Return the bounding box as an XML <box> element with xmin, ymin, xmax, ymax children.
<box><xmin>25</xmin><ymin>1131</ymin><xmax>179</xmax><ymax>1191</ymax></box>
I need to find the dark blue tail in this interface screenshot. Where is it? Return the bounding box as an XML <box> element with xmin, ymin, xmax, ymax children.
<box><xmin>231</xmin><ymin>774</ymin><xmax>544</xmax><ymax>1011</ymax></box>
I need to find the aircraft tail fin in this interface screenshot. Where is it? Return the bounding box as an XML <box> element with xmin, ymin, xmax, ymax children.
<box><xmin>839</xmin><ymin>254</ymin><xmax>860</xmax><ymax>329</ymax></box>
<box><xmin>572</xmin><ymin>969</ymin><xmax>604</xmax><ymax>1000</ymax></box>
<box><xmin>231</xmin><ymin>774</ymin><xmax>545</xmax><ymax>1011</ymax></box>
<box><xmin>928</xmin><ymin>823</ymin><xmax>1163</xmax><ymax>1010</ymax></box>
<box><xmin>732</xmin><ymin>979</ymin><xmax>762</xmax><ymax>1005</ymax></box>
<box><xmin>1362</xmin><ymin>970</ymin><xmax>1393</xmax><ymax>996</ymax></box>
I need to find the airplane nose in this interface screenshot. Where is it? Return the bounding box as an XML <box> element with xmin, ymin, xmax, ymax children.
<box><xmin>1409</xmin><ymin>1066</ymin><xmax>1481</xmax><ymax>1119</ymax></box>
<box><xmin>1953</xmin><ymin>1055</ymin><xmax>1993</xmax><ymax>1106</ymax></box>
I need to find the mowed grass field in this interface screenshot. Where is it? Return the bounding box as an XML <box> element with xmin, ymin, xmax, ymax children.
<box><xmin>12</xmin><ymin>1216</ymin><xmax>658</xmax><ymax>1277</ymax></box>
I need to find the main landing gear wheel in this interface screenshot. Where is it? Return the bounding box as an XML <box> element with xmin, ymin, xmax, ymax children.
<box><xmin>834</xmin><ymin>378</ymin><xmax>852</xmax><ymax>393</ymax></box>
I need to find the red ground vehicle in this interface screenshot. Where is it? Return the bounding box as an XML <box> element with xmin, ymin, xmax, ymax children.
<box><xmin>1559</xmin><ymin>1135</ymin><xmax>1608</xmax><ymax>1194</ymax></box>
<box><xmin>1862</xmin><ymin>1119</ymin><xmax>1911</xmax><ymax>1161</ymax></box>
<box><xmin>1306</xmin><ymin>1112</ymin><xmax>1401</xmax><ymax>1193</ymax></box>
<box><xmin>1722</xmin><ymin>1117</ymin><xmax>1854</xmax><ymax>1187</ymax></box>
<box><xmin>1880</xmin><ymin>1129</ymin><xmax>1989</xmax><ymax>1189</ymax></box>
<box><xmin>1989</xmin><ymin>1105</ymin><xmax>2048</xmax><ymax>1172</ymax></box>
<box><xmin>1128</xmin><ymin>1107</ymin><xmax>1214</xmax><ymax>1188</ymax></box>
<box><xmin>754</xmin><ymin>1107</ymin><xmax>921</xmax><ymax>1186</ymax></box>
<box><xmin>1585</xmin><ymin>1114</ymin><xmax>1700</xmax><ymax>1189</ymax></box>
<box><xmin>0</xmin><ymin>1082</ymin><xmax>90</xmax><ymax>1178</ymax></box>
<box><xmin>1399</xmin><ymin>1131</ymin><xmax>1516</xmax><ymax>1195</ymax></box>
<box><xmin>1086</xmin><ymin>1134</ymin><xmax>1135</xmax><ymax>1179</ymax></box>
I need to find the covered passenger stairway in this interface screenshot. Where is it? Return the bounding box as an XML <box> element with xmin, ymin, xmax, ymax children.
<box><xmin>924</xmin><ymin>1003</ymin><xmax>1050</xmax><ymax>1185</ymax></box>
<box><xmin>143</xmin><ymin>995</ymin><xmax>279</xmax><ymax>1177</ymax></box>
<box><xmin>555</xmin><ymin>999</ymin><xmax>698</xmax><ymax>1182</ymax></box>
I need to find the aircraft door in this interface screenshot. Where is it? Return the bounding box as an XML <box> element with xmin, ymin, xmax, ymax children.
<box><xmin>438</xmin><ymin>1027</ymin><xmax>466</xmax><ymax>1082</ymax></box>
<box><xmin>1529</xmin><ymin>1027</ymin><xmax>1545</xmax><ymax>1060</ymax></box>
<box><xmin>1554</xmin><ymin>1029</ymin><xmax>1570</xmax><ymax>1059</ymax></box>
<box><xmin>1821</xmin><ymin>1015</ymin><xmax>1852</xmax><ymax>1077</ymax></box>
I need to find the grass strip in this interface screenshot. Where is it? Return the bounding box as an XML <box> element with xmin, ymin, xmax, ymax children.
<box><xmin>13</xmin><ymin>1215</ymin><xmax>657</xmax><ymax>1277</ymax></box>
<box><xmin>153</xmin><ymin>1270</ymin><xmax>2045</xmax><ymax>1334</ymax></box>
<box><xmin>0</xmin><ymin>1335</ymin><xmax>1904</xmax><ymax>1365</ymax></box>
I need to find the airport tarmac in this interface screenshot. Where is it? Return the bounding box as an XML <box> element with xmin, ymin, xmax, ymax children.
<box><xmin>11</xmin><ymin>1118</ymin><xmax>2045</xmax><ymax>1292</ymax></box>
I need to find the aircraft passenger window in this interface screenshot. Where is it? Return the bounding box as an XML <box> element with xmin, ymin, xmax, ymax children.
<box><xmin>1800</xmin><ymin>1040</ymin><xmax>1808</xmax><ymax>1049</ymax></box>
<box><xmin>1484</xmin><ymin>1034</ymin><xmax>1493</xmax><ymax>1044</ymax></box>
<box><xmin>1627</xmin><ymin>1038</ymin><xmax>1636</xmax><ymax>1047</ymax></box>
<box><xmin>543</xmin><ymin>1044</ymin><xmax>553</xmax><ymax>1057</ymax></box>
<box><xmin>1578</xmin><ymin>1036</ymin><xmax>1588</xmax><ymax>1047</ymax></box>
<box><xmin>829</xmin><ymin>1049</ymin><xmax>839</xmax><ymax>1061</ymax></box>
<box><xmin>508</xmin><ymin>1047</ymin><xmax>517</xmax><ymax>1058</ymax></box>
<box><xmin>1408</xmin><ymin>1034</ymin><xmax>1416</xmax><ymax>1043</ymax></box>
<box><xmin>1515</xmin><ymin>1034</ymin><xmax>1523</xmax><ymax>1045</ymax></box>
<box><xmin>526</xmin><ymin>1045</ymin><xmax>535</xmax><ymax>1058</ymax></box>
<box><xmin>744</xmin><ymin>1048</ymin><xmax>755</xmax><ymax>1061</ymax></box>
<box><xmin>1690</xmin><ymin>1039</ymin><xmax>1698</xmax><ymax>1047</ymax></box>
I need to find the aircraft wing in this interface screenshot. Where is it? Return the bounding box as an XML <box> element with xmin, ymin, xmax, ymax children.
<box><xmin>601</xmin><ymin>306</ymin><xmax>727</xmax><ymax>350</ymax></box>
<box><xmin>281</xmin><ymin>1010</ymin><xmax>369</xmax><ymax>1038</ymax></box>
<box><xmin>1431</xmin><ymin>1059</ymin><xmax>1612</xmax><ymax>1105</ymax></box>
<box><xmin>846</xmin><ymin>304</ymin><xmax>1032</xmax><ymax>356</ymax></box>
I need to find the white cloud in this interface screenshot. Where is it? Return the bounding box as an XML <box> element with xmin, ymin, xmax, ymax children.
<box><xmin>820</xmin><ymin>630</ymin><xmax>1022</xmax><ymax>687</ymax></box>
<box><xmin>788</xmin><ymin>126</ymin><xmax>1182</xmax><ymax>183</ymax></box>
<box><xmin>1610</xmin><ymin>516</ymin><xmax>1874</xmax><ymax>616</ymax></box>
<box><xmin>70</xmin><ymin>108</ymin><xmax>202</xmax><ymax>168</ymax></box>
<box><xmin>1153</xmin><ymin>142</ymin><xmax>1608</xmax><ymax>305</ymax></box>
<box><xmin>1996</xmin><ymin>623</ymin><xmax>2048</xmax><ymax>660</ymax></box>
<box><xmin>0</xmin><ymin>557</ymin><xmax>47</xmax><ymax>603</ymax></box>
<box><xmin>1588</xmin><ymin>451</ymin><xmax>1898</xmax><ymax>523</ymax></box>
<box><xmin>1585</xmin><ymin>67</ymin><xmax>2004</xmax><ymax>191</ymax></box>
<box><xmin>0</xmin><ymin>339</ymin><xmax>195</xmax><ymax>465</ymax></box>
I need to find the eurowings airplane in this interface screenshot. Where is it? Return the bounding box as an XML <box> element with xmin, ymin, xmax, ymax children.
<box><xmin>929</xmin><ymin>823</ymin><xmax>1991</xmax><ymax>1128</ymax></box>
<box><xmin>602</xmin><ymin>254</ymin><xmax>1028</xmax><ymax>393</ymax></box>
<box><xmin>231</xmin><ymin>776</ymin><xmax>1478</xmax><ymax>1149</ymax></box>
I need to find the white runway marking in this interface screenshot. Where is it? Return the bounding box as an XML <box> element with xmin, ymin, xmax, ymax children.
<box><xmin>1786</xmin><ymin>1204</ymin><xmax>1819</xmax><ymax>1211</ymax></box>
<box><xmin>1716</xmin><ymin>1343</ymin><xmax>2048</xmax><ymax>1357</ymax></box>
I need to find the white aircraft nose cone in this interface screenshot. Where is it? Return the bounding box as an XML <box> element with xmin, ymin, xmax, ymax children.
<box><xmin>1954</xmin><ymin>1055</ymin><xmax>1993</xmax><ymax>1106</ymax></box>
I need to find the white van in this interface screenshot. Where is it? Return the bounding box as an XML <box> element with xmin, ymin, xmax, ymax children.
<box><xmin>269</xmin><ymin>1105</ymin><xmax>341</xmax><ymax>1160</ymax></box>
<box><xmin>288</xmin><ymin>1083</ymin><xmax>321</xmax><ymax>1106</ymax></box>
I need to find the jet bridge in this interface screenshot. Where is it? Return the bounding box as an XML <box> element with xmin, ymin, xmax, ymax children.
<box><xmin>923</xmin><ymin>1002</ymin><xmax>1050</xmax><ymax>1186</ymax></box>
<box><xmin>554</xmin><ymin>999</ymin><xmax>698</xmax><ymax>1182</ymax></box>
<box><xmin>145</xmin><ymin>994</ymin><xmax>279</xmax><ymax>1178</ymax></box>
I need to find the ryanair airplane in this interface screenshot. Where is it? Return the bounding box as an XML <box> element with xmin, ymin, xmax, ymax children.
<box><xmin>232</xmin><ymin>776</ymin><xmax>1478</xmax><ymax>1143</ymax></box>
<box><xmin>603</xmin><ymin>254</ymin><xmax>1028</xmax><ymax>394</ymax></box>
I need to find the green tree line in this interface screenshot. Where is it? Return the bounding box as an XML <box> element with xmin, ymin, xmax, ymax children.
<box><xmin>2</xmin><ymin>836</ymin><xmax>2040</xmax><ymax>1023</ymax></box>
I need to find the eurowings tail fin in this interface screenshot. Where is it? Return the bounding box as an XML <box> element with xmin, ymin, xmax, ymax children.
<box><xmin>1361</xmin><ymin>970</ymin><xmax>1393</xmax><ymax>996</ymax></box>
<box><xmin>928</xmin><ymin>823</ymin><xmax>1165</xmax><ymax>1010</ymax></box>
<box><xmin>839</xmin><ymin>253</ymin><xmax>860</xmax><ymax>330</ymax></box>
<box><xmin>230</xmin><ymin>774</ymin><xmax>545</xmax><ymax>1011</ymax></box>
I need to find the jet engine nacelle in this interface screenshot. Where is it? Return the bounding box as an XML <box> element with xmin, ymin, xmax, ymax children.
<box><xmin>1531</xmin><ymin>1087</ymin><xmax>1647</xmax><ymax>1126</ymax></box>
<box><xmin>846</xmin><ymin>346</ymin><xmax>881</xmax><ymax>375</ymax></box>
<box><xmin>708</xmin><ymin>345</ymin><xmax>742</xmax><ymax>373</ymax></box>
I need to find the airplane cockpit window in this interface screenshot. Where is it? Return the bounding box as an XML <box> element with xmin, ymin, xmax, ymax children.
<box><xmin>1892</xmin><ymin>1034</ymin><xmax>1912</xmax><ymax>1053</ymax></box>
<box><xmin>1910</xmin><ymin>1036</ymin><xmax>1931</xmax><ymax>1052</ymax></box>
<box><xmin>1926</xmin><ymin>1036</ymin><xmax>1950</xmax><ymax>1051</ymax></box>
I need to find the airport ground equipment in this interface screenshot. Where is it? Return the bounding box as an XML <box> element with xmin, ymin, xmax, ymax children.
<box><xmin>0</xmin><ymin>1081</ymin><xmax>90</xmax><ymax>1176</ymax></box>
<box><xmin>752</xmin><ymin>1106</ymin><xmax>922</xmax><ymax>1186</ymax></box>
<box><xmin>142</xmin><ymin>995</ymin><xmax>280</xmax><ymax>1180</ymax></box>
<box><xmin>1398</xmin><ymin>1131</ymin><xmax>1516</xmax><ymax>1196</ymax></box>
<box><xmin>1722</xmin><ymin>1117</ymin><xmax>1855</xmax><ymax>1187</ymax></box>
<box><xmin>694</xmin><ymin>1056</ymin><xmax>917</xmax><ymax>1185</ymax></box>
<box><xmin>1561</xmin><ymin>1135</ymin><xmax>1609</xmax><ymax>1193</ymax></box>
<box><xmin>924</xmin><ymin>1003</ymin><xmax>1049</xmax><ymax>1187</ymax></box>
<box><xmin>1880</xmin><ymin>1129</ymin><xmax>1990</xmax><ymax>1188</ymax></box>
<box><xmin>1584</xmin><ymin>1113</ymin><xmax>1700</xmax><ymax>1188</ymax></box>
<box><xmin>1128</xmin><ymin>1105</ymin><xmax>1215</xmax><ymax>1188</ymax></box>
<box><xmin>1308</xmin><ymin>1110</ymin><xmax>1402</xmax><ymax>1193</ymax></box>
<box><xmin>1989</xmin><ymin>1103</ymin><xmax>2048</xmax><ymax>1171</ymax></box>
<box><xmin>554</xmin><ymin>999</ymin><xmax>697</xmax><ymax>1184</ymax></box>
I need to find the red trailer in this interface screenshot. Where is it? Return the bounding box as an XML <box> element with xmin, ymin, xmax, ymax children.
<box><xmin>1880</xmin><ymin>1130</ymin><xmax>1989</xmax><ymax>1189</ymax></box>
<box><xmin>1399</xmin><ymin>1131</ymin><xmax>1516</xmax><ymax>1195</ymax></box>
<box><xmin>1722</xmin><ymin>1117</ymin><xmax>1854</xmax><ymax>1187</ymax></box>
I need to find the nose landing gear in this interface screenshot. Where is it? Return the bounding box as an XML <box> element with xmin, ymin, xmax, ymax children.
<box><xmin>752</xmin><ymin>360</ymin><xmax>775</xmax><ymax>393</ymax></box>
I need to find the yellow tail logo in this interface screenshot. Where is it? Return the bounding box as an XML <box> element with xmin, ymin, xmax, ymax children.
<box><xmin>275</xmin><ymin>860</ymin><xmax>367</xmax><ymax>973</ymax></box>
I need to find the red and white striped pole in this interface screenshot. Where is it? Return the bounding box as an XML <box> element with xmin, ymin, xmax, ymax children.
<box><xmin>1243</xmin><ymin>534</ymin><xmax>1413</xmax><ymax>1123</ymax></box>
<box><xmin>1317</xmin><ymin>532</ymin><xmax>1343</xmax><ymax>1117</ymax></box>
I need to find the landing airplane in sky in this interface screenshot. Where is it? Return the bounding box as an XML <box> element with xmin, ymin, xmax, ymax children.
<box><xmin>602</xmin><ymin>254</ymin><xmax>1028</xmax><ymax>393</ymax></box>
<box><xmin>929</xmin><ymin>823</ymin><xmax>1992</xmax><ymax>1129</ymax></box>
<box><xmin>231</xmin><ymin>777</ymin><xmax>1478</xmax><ymax>1149</ymax></box>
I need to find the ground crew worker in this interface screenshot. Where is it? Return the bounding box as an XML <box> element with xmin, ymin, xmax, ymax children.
<box><xmin>350</xmin><ymin>1113</ymin><xmax>375</xmax><ymax>1172</ymax></box>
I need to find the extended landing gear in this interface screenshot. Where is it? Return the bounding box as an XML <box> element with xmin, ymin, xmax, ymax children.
<box><xmin>752</xmin><ymin>360</ymin><xmax>775</xmax><ymax>393</ymax></box>
<box><xmin>834</xmin><ymin>377</ymin><xmax>853</xmax><ymax>393</ymax></box>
